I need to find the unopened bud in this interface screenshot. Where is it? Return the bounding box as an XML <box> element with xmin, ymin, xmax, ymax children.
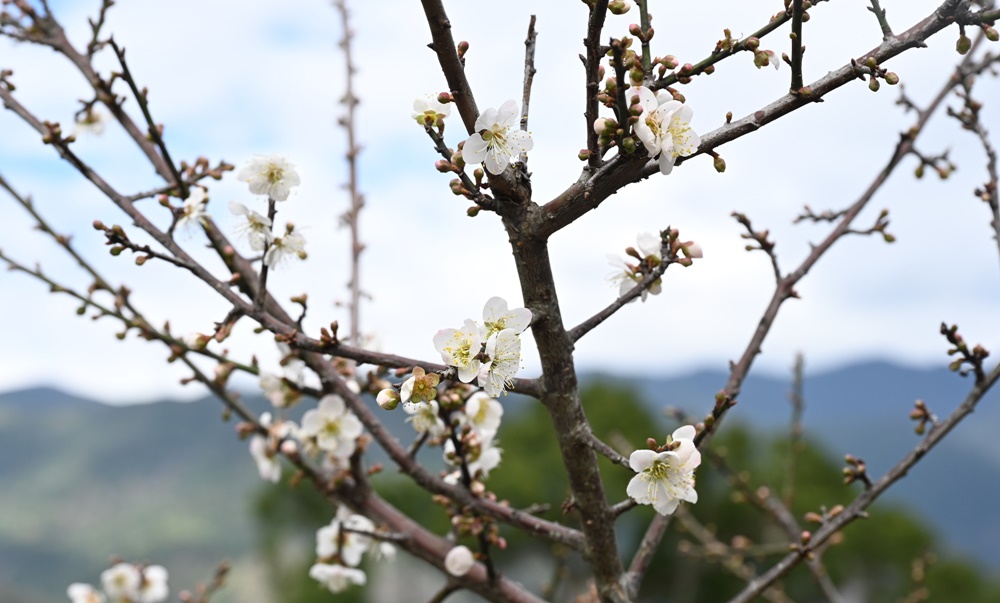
<box><xmin>868</xmin><ymin>77</ymin><xmax>880</xmax><ymax>92</ymax></box>
<box><xmin>608</xmin><ymin>0</ymin><xmax>632</xmax><ymax>15</ymax></box>
<box><xmin>578</xmin><ymin>149</ymin><xmax>592</xmax><ymax>161</ymax></box>
<box><xmin>435</xmin><ymin>160</ymin><xmax>453</xmax><ymax>173</ymax></box>
<box><xmin>437</xmin><ymin>91</ymin><xmax>454</xmax><ymax>104</ymax></box>
<box><xmin>884</xmin><ymin>72</ymin><xmax>899</xmax><ymax>85</ymax></box>
<box><xmin>280</xmin><ymin>439</ymin><xmax>299</xmax><ymax>456</ymax></box>
<box><xmin>621</xmin><ymin>137</ymin><xmax>637</xmax><ymax>154</ymax></box>
<box><xmin>957</xmin><ymin>34</ymin><xmax>972</xmax><ymax>55</ymax></box>
<box><xmin>745</xmin><ymin>37</ymin><xmax>760</xmax><ymax>51</ymax></box>
<box><xmin>682</xmin><ymin>241</ymin><xmax>704</xmax><ymax>259</ymax></box>
<box><xmin>376</xmin><ymin>388</ymin><xmax>400</xmax><ymax>410</ymax></box>
<box><xmin>467</xmin><ymin>205</ymin><xmax>480</xmax><ymax>217</ymax></box>
<box><xmin>713</xmin><ymin>155</ymin><xmax>726</xmax><ymax>173</ymax></box>
<box><xmin>457</xmin><ymin>40</ymin><xmax>470</xmax><ymax>57</ymax></box>
<box><xmin>985</xmin><ymin>26</ymin><xmax>1000</xmax><ymax>42</ymax></box>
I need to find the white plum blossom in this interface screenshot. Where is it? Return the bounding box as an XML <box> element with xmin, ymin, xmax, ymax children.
<box><xmin>463</xmin><ymin>99</ymin><xmax>533</xmax><ymax>175</ymax></box>
<box><xmin>412</xmin><ymin>94</ymin><xmax>451</xmax><ymax>126</ymax></box>
<box><xmin>444</xmin><ymin>545</ymin><xmax>475</xmax><ymax>577</ymax></box>
<box><xmin>236</xmin><ymin>155</ymin><xmax>300</xmax><ymax>201</ymax></box>
<box><xmin>444</xmin><ymin>433</ymin><xmax>502</xmax><ymax>481</ymax></box>
<box><xmin>259</xmin><ymin>371</ymin><xmax>298</xmax><ymax>408</ymax></box>
<box><xmin>464</xmin><ymin>392</ymin><xmax>503</xmax><ymax>439</ymax></box>
<box><xmin>73</xmin><ymin>108</ymin><xmax>107</xmax><ymax>136</ymax></box>
<box><xmin>137</xmin><ymin>566</ymin><xmax>168</xmax><ymax>603</ymax></box>
<box><xmin>316</xmin><ymin>507</ymin><xmax>374</xmax><ymax>567</ymax></box>
<box><xmin>480</xmin><ymin>296</ymin><xmax>531</xmax><ymax>340</ymax></box>
<box><xmin>263</xmin><ymin>228</ymin><xmax>306</xmax><ymax>268</ymax></box>
<box><xmin>608</xmin><ymin>232</ymin><xmax>663</xmax><ymax>301</ymax></box>
<box><xmin>277</xmin><ymin>342</ymin><xmax>306</xmax><ymax>388</ymax></box>
<box><xmin>229</xmin><ymin>201</ymin><xmax>273</xmax><ymax>251</ymax></box>
<box><xmin>67</xmin><ymin>583</ymin><xmax>105</xmax><ymax>603</ymax></box>
<box><xmin>626</xmin><ymin>425</ymin><xmax>701</xmax><ymax>515</ymax></box>
<box><xmin>404</xmin><ymin>400</ymin><xmax>446</xmax><ymax>437</ymax></box>
<box><xmin>433</xmin><ymin>319</ymin><xmax>484</xmax><ymax>383</ymax></box>
<box><xmin>175</xmin><ymin>187</ymin><xmax>208</xmax><ymax>231</ymax></box>
<box><xmin>630</xmin><ymin>86</ymin><xmax>701</xmax><ymax>175</ymax></box>
<box><xmin>301</xmin><ymin>395</ymin><xmax>364</xmax><ymax>459</ymax></box>
<box><xmin>249</xmin><ymin>434</ymin><xmax>281</xmax><ymax>483</ymax></box>
<box><xmin>308</xmin><ymin>563</ymin><xmax>366</xmax><ymax>593</ymax></box>
<box><xmin>101</xmin><ymin>563</ymin><xmax>140</xmax><ymax>600</ymax></box>
<box><xmin>478</xmin><ymin>328</ymin><xmax>522</xmax><ymax>397</ymax></box>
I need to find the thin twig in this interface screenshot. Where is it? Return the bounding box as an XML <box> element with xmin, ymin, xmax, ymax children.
<box><xmin>727</xmin><ymin>360</ymin><xmax>1000</xmax><ymax>603</ymax></box>
<box><xmin>334</xmin><ymin>0</ymin><xmax>365</xmax><ymax>344</ymax></box>
<box><xmin>790</xmin><ymin>0</ymin><xmax>804</xmax><ymax>92</ymax></box>
<box><xmin>868</xmin><ymin>0</ymin><xmax>894</xmax><ymax>39</ymax></box>
<box><xmin>520</xmin><ymin>14</ymin><xmax>537</xmax><ymax>166</ymax></box>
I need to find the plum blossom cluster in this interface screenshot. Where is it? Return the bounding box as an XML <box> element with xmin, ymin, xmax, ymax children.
<box><xmin>608</xmin><ymin>231</ymin><xmax>703</xmax><ymax>301</ymax></box>
<box><xmin>627</xmin><ymin>425</ymin><xmax>701</xmax><ymax>515</ymax></box>
<box><xmin>413</xmin><ymin>94</ymin><xmax>533</xmax><ymax>176</ymax></box>
<box><xmin>309</xmin><ymin>506</ymin><xmax>396</xmax><ymax>594</ymax></box>
<box><xmin>434</xmin><ymin>296</ymin><xmax>532</xmax><ymax>397</ymax></box>
<box><xmin>67</xmin><ymin>562</ymin><xmax>168</xmax><ymax>603</ymax></box>
<box><xmin>593</xmin><ymin>85</ymin><xmax>700</xmax><ymax>175</ymax></box>
<box><xmin>229</xmin><ymin>155</ymin><xmax>306</xmax><ymax>268</ymax></box>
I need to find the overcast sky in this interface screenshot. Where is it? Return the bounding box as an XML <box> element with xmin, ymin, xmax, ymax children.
<box><xmin>1</xmin><ymin>0</ymin><xmax>998</xmax><ymax>403</ymax></box>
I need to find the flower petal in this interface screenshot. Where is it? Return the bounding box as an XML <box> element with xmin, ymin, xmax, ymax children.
<box><xmin>463</xmin><ymin>134</ymin><xmax>489</xmax><ymax>164</ymax></box>
<box><xmin>629</xmin><ymin>448</ymin><xmax>657</xmax><ymax>472</ymax></box>
<box><xmin>496</xmin><ymin>99</ymin><xmax>520</xmax><ymax>128</ymax></box>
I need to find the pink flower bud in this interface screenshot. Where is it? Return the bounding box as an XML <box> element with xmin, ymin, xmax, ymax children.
<box><xmin>444</xmin><ymin>545</ymin><xmax>475</xmax><ymax>576</ymax></box>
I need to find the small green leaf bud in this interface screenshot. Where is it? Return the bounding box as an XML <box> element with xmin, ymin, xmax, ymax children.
<box><xmin>957</xmin><ymin>34</ymin><xmax>972</xmax><ymax>55</ymax></box>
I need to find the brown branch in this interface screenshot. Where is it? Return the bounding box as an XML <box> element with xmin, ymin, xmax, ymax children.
<box><xmin>790</xmin><ymin>0</ymin><xmax>804</xmax><ymax>92</ymax></box>
<box><xmin>674</xmin><ymin>506</ymin><xmax>793</xmax><ymax>603</ymax></box>
<box><xmin>520</xmin><ymin>14</ymin><xmax>537</xmax><ymax>163</ymax></box>
<box><xmin>583</xmin><ymin>0</ymin><xmax>610</xmax><ymax>170</ymax></box>
<box><xmin>537</xmin><ymin>0</ymin><xmax>984</xmax><ymax>238</ymax></box>
<box><xmin>334</xmin><ymin>0</ymin><xmax>365</xmax><ymax>344</ymax></box>
<box><xmin>727</xmin><ymin>360</ymin><xmax>1000</xmax><ymax>603</ymax></box>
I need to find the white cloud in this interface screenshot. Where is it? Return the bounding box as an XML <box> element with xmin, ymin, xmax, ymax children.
<box><xmin>1</xmin><ymin>0</ymin><xmax>997</xmax><ymax>402</ymax></box>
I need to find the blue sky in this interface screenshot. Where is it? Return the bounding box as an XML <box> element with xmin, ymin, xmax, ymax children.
<box><xmin>1</xmin><ymin>0</ymin><xmax>998</xmax><ymax>402</ymax></box>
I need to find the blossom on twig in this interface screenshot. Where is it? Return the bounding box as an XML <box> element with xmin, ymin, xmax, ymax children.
<box><xmin>463</xmin><ymin>99</ymin><xmax>533</xmax><ymax>175</ymax></box>
<box><xmin>236</xmin><ymin>155</ymin><xmax>300</xmax><ymax>201</ymax></box>
<box><xmin>626</xmin><ymin>425</ymin><xmax>701</xmax><ymax>515</ymax></box>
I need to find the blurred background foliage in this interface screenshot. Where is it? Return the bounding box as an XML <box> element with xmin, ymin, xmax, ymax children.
<box><xmin>252</xmin><ymin>381</ymin><xmax>1000</xmax><ymax>603</ymax></box>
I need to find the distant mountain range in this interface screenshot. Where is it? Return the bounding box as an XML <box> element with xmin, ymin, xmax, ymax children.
<box><xmin>1</xmin><ymin>361</ymin><xmax>997</xmax><ymax>602</ymax></box>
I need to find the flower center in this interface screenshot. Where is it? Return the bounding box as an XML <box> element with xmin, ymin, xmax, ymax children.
<box><xmin>668</xmin><ymin>118</ymin><xmax>695</xmax><ymax>157</ymax></box>
<box><xmin>265</xmin><ymin>166</ymin><xmax>284</xmax><ymax>184</ymax></box>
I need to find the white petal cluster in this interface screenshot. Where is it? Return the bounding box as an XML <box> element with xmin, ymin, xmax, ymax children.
<box><xmin>69</xmin><ymin>562</ymin><xmax>168</xmax><ymax>603</ymax></box>
<box><xmin>404</xmin><ymin>398</ymin><xmax>446</xmax><ymax>437</ymax></box>
<box><xmin>412</xmin><ymin>94</ymin><xmax>451</xmax><ymax>126</ymax></box>
<box><xmin>434</xmin><ymin>297</ymin><xmax>531</xmax><ymax>397</ymax></box>
<box><xmin>608</xmin><ymin>232</ymin><xmax>663</xmax><ymax>301</ymax></box>
<box><xmin>175</xmin><ymin>187</ymin><xmax>209</xmax><ymax>232</ymax></box>
<box><xmin>463</xmin><ymin>100</ymin><xmax>534</xmax><ymax>175</ymax></box>
<box><xmin>444</xmin><ymin>432</ymin><xmax>503</xmax><ymax>483</ymax></box>
<box><xmin>248</xmin><ymin>412</ymin><xmax>298</xmax><ymax>483</ymax></box>
<box><xmin>236</xmin><ymin>155</ymin><xmax>300</xmax><ymax>202</ymax></box>
<box><xmin>464</xmin><ymin>391</ymin><xmax>503</xmax><ymax>440</ymax></box>
<box><xmin>73</xmin><ymin>107</ymin><xmax>107</xmax><ymax>137</ymax></box>
<box><xmin>308</xmin><ymin>563</ymin><xmax>366</xmax><ymax>594</ymax></box>
<box><xmin>630</xmin><ymin>86</ymin><xmax>701</xmax><ymax>175</ymax></box>
<box><xmin>310</xmin><ymin>506</ymin><xmax>397</xmax><ymax>594</ymax></box>
<box><xmin>229</xmin><ymin>154</ymin><xmax>305</xmax><ymax>268</ymax></box>
<box><xmin>300</xmin><ymin>395</ymin><xmax>364</xmax><ymax>459</ymax></box>
<box><xmin>626</xmin><ymin>425</ymin><xmax>701</xmax><ymax>515</ymax></box>
<box><xmin>229</xmin><ymin>201</ymin><xmax>273</xmax><ymax>251</ymax></box>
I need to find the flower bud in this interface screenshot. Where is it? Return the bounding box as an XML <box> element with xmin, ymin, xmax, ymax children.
<box><xmin>868</xmin><ymin>77</ymin><xmax>880</xmax><ymax>92</ymax></box>
<box><xmin>467</xmin><ymin>205</ymin><xmax>480</xmax><ymax>217</ymax></box>
<box><xmin>457</xmin><ymin>40</ymin><xmax>470</xmax><ymax>58</ymax></box>
<box><xmin>884</xmin><ymin>72</ymin><xmax>899</xmax><ymax>85</ymax></box>
<box><xmin>280</xmin><ymin>439</ymin><xmax>299</xmax><ymax>456</ymax></box>
<box><xmin>444</xmin><ymin>545</ymin><xmax>475</xmax><ymax>577</ymax></box>
<box><xmin>985</xmin><ymin>26</ymin><xmax>999</xmax><ymax>42</ymax></box>
<box><xmin>377</xmin><ymin>388</ymin><xmax>400</xmax><ymax>410</ymax></box>
<box><xmin>435</xmin><ymin>160</ymin><xmax>453</xmax><ymax>173</ymax></box>
<box><xmin>451</xmin><ymin>150</ymin><xmax>465</xmax><ymax>170</ymax></box>
<box><xmin>437</xmin><ymin>91</ymin><xmax>454</xmax><ymax>104</ymax></box>
<box><xmin>682</xmin><ymin>241</ymin><xmax>704</xmax><ymax>259</ymax></box>
<box><xmin>609</xmin><ymin>0</ymin><xmax>632</xmax><ymax>14</ymax></box>
<box><xmin>713</xmin><ymin>155</ymin><xmax>726</xmax><ymax>173</ymax></box>
<box><xmin>621</xmin><ymin>137</ymin><xmax>637</xmax><ymax>154</ymax></box>
<box><xmin>578</xmin><ymin>149</ymin><xmax>592</xmax><ymax>161</ymax></box>
<box><xmin>593</xmin><ymin>118</ymin><xmax>608</xmax><ymax>135</ymax></box>
<box><xmin>662</xmin><ymin>55</ymin><xmax>678</xmax><ymax>70</ymax></box>
<box><xmin>957</xmin><ymin>34</ymin><xmax>972</xmax><ymax>55</ymax></box>
<box><xmin>745</xmin><ymin>37</ymin><xmax>760</xmax><ymax>51</ymax></box>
